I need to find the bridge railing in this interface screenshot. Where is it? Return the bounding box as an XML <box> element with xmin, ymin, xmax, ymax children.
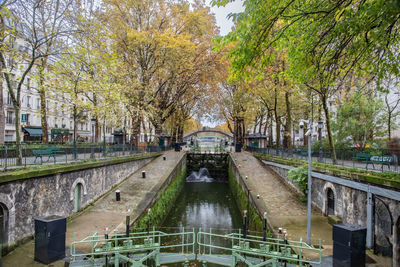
<box><xmin>197</xmin><ymin>229</ymin><xmax>322</xmax><ymax>267</ymax></box>
<box><xmin>70</xmin><ymin>227</ymin><xmax>195</xmax><ymax>266</ymax></box>
<box><xmin>70</xmin><ymin>227</ymin><xmax>322</xmax><ymax>267</ymax></box>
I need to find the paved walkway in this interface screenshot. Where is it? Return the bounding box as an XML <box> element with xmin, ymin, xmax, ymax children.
<box><xmin>2</xmin><ymin>150</ymin><xmax>185</xmax><ymax>267</ymax></box>
<box><xmin>231</xmin><ymin>152</ymin><xmax>333</xmax><ymax>256</ymax></box>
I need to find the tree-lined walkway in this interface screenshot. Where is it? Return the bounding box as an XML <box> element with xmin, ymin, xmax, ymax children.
<box><xmin>231</xmin><ymin>152</ymin><xmax>333</xmax><ymax>255</ymax></box>
<box><xmin>2</xmin><ymin>151</ymin><xmax>185</xmax><ymax>266</ymax></box>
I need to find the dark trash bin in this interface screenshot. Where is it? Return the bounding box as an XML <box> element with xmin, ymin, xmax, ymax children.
<box><xmin>235</xmin><ymin>143</ymin><xmax>242</xmax><ymax>152</ymax></box>
<box><xmin>333</xmin><ymin>223</ymin><xmax>366</xmax><ymax>267</ymax></box>
<box><xmin>34</xmin><ymin>215</ymin><xmax>66</xmax><ymax>264</ymax></box>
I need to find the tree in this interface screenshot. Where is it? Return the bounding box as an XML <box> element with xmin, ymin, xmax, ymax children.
<box><xmin>0</xmin><ymin>0</ymin><xmax>71</xmax><ymax>164</ymax></box>
<box><xmin>332</xmin><ymin>89</ymin><xmax>385</xmax><ymax>148</ymax></box>
<box><xmin>34</xmin><ymin>0</ymin><xmax>74</xmax><ymax>144</ymax></box>
<box><xmin>213</xmin><ymin>0</ymin><xmax>400</xmax><ymax>163</ymax></box>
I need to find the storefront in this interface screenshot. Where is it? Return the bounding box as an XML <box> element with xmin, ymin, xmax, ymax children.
<box><xmin>22</xmin><ymin>126</ymin><xmax>42</xmax><ymax>142</ymax></box>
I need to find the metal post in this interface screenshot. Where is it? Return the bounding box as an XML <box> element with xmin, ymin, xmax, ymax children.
<box><xmin>243</xmin><ymin>211</ymin><xmax>247</xmax><ymax>239</ymax></box>
<box><xmin>307</xmin><ymin>132</ymin><xmax>312</xmax><ymax>245</ymax></box>
<box><xmin>126</xmin><ymin>216</ymin><xmax>130</xmax><ymax>237</ymax></box>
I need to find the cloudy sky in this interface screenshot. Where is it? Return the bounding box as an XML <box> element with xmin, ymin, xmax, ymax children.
<box><xmin>208</xmin><ymin>0</ymin><xmax>244</xmax><ymax>36</ymax></box>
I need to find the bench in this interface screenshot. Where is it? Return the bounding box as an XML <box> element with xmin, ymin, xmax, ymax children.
<box><xmin>32</xmin><ymin>147</ymin><xmax>64</xmax><ymax>164</ymax></box>
<box><xmin>352</xmin><ymin>153</ymin><xmax>371</xmax><ymax>162</ymax></box>
<box><xmin>365</xmin><ymin>156</ymin><xmax>393</xmax><ymax>170</ymax></box>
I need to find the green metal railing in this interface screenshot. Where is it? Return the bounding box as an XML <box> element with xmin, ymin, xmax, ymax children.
<box><xmin>70</xmin><ymin>228</ymin><xmax>322</xmax><ymax>267</ymax></box>
<box><xmin>197</xmin><ymin>229</ymin><xmax>322</xmax><ymax>266</ymax></box>
<box><xmin>70</xmin><ymin>228</ymin><xmax>195</xmax><ymax>267</ymax></box>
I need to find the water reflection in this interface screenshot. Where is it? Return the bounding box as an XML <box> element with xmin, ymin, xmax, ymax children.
<box><xmin>162</xmin><ymin>169</ymin><xmax>241</xmax><ymax>231</ymax></box>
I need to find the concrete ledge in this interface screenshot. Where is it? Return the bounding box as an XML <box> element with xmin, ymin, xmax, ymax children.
<box><xmin>0</xmin><ymin>153</ymin><xmax>160</xmax><ymax>184</ymax></box>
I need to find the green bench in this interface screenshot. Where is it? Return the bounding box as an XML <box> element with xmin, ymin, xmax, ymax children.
<box><xmin>32</xmin><ymin>147</ymin><xmax>64</xmax><ymax>164</ymax></box>
<box><xmin>352</xmin><ymin>153</ymin><xmax>371</xmax><ymax>162</ymax></box>
<box><xmin>365</xmin><ymin>156</ymin><xmax>393</xmax><ymax>170</ymax></box>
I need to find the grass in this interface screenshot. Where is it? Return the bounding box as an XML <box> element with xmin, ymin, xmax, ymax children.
<box><xmin>0</xmin><ymin>153</ymin><xmax>161</xmax><ymax>184</ymax></box>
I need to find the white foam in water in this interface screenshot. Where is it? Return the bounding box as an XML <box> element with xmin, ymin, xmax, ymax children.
<box><xmin>186</xmin><ymin>168</ymin><xmax>214</xmax><ymax>182</ymax></box>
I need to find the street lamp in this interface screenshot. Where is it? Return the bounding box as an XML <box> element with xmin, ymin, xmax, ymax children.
<box><xmin>90</xmin><ymin>118</ymin><xmax>96</xmax><ymax>158</ymax></box>
<box><xmin>318</xmin><ymin>120</ymin><xmax>324</xmax><ymax>162</ymax></box>
<box><xmin>300</xmin><ymin>119</ymin><xmax>312</xmax><ymax>245</ymax></box>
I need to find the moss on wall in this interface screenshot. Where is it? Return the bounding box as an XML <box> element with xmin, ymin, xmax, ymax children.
<box><xmin>132</xmin><ymin>168</ymin><xmax>186</xmax><ymax>231</ymax></box>
<box><xmin>0</xmin><ymin>153</ymin><xmax>160</xmax><ymax>184</ymax></box>
<box><xmin>228</xmin><ymin>168</ymin><xmax>264</xmax><ymax>233</ymax></box>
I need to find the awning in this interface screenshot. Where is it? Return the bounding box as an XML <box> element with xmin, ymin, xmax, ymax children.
<box><xmin>23</xmin><ymin>127</ymin><xmax>42</xmax><ymax>137</ymax></box>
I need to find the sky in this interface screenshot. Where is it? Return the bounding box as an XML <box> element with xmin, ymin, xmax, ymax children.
<box><xmin>199</xmin><ymin>1</ymin><xmax>244</xmax><ymax>128</ymax></box>
<box><xmin>208</xmin><ymin>0</ymin><xmax>244</xmax><ymax>36</ymax></box>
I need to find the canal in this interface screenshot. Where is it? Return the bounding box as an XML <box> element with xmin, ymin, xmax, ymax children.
<box><xmin>160</xmin><ymin>167</ymin><xmax>243</xmax><ymax>266</ymax></box>
<box><xmin>161</xmin><ymin>168</ymin><xmax>242</xmax><ymax>231</ymax></box>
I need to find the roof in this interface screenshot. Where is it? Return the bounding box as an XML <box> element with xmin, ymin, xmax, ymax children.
<box><xmin>245</xmin><ymin>133</ymin><xmax>268</xmax><ymax>139</ymax></box>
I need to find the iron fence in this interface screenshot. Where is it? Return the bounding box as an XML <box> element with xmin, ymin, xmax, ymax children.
<box><xmin>245</xmin><ymin>146</ymin><xmax>400</xmax><ymax>173</ymax></box>
<box><xmin>0</xmin><ymin>143</ymin><xmax>171</xmax><ymax>170</ymax></box>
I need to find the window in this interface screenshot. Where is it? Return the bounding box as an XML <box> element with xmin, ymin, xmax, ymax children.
<box><xmin>7</xmin><ymin>93</ymin><xmax>12</xmax><ymax>105</ymax></box>
<box><xmin>26</xmin><ymin>78</ymin><xmax>30</xmax><ymax>90</ymax></box>
<box><xmin>27</xmin><ymin>96</ymin><xmax>31</xmax><ymax>108</ymax></box>
<box><xmin>21</xmin><ymin>114</ymin><xmax>27</xmax><ymax>122</ymax></box>
<box><xmin>70</xmin><ymin>121</ymin><xmax>72</xmax><ymax>130</ymax></box>
<box><xmin>6</xmin><ymin>111</ymin><xmax>14</xmax><ymax>124</ymax></box>
<box><xmin>36</xmin><ymin>98</ymin><xmax>40</xmax><ymax>109</ymax></box>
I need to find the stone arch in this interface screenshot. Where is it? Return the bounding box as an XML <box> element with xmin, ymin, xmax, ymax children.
<box><xmin>0</xmin><ymin>193</ymin><xmax>15</xmax><ymax>247</ymax></box>
<box><xmin>70</xmin><ymin>178</ymin><xmax>87</xmax><ymax>201</ymax></box>
<box><xmin>322</xmin><ymin>182</ymin><xmax>338</xmax><ymax>216</ymax></box>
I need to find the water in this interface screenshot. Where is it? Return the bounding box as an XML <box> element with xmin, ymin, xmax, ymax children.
<box><xmin>162</xmin><ymin>168</ymin><xmax>242</xmax><ymax>230</ymax></box>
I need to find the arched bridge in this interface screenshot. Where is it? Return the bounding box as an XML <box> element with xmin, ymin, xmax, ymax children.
<box><xmin>183</xmin><ymin>128</ymin><xmax>233</xmax><ymax>140</ymax></box>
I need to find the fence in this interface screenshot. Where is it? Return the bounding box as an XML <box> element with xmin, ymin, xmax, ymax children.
<box><xmin>0</xmin><ymin>143</ymin><xmax>171</xmax><ymax>170</ymax></box>
<box><xmin>245</xmin><ymin>146</ymin><xmax>400</xmax><ymax>173</ymax></box>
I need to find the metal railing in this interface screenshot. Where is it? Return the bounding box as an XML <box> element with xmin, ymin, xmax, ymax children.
<box><xmin>0</xmin><ymin>144</ymin><xmax>171</xmax><ymax>171</ymax></box>
<box><xmin>246</xmin><ymin>146</ymin><xmax>400</xmax><ymax>173</ymax></box>
<box><xmin>70</xmin><ymin>227</ymin><xmax>322</xmax><ymax>267</ymax></box>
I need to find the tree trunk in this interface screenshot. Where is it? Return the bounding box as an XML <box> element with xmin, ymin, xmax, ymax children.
<box><xmin>269</xmin><ymin>113</ymin><xmax>273</xmax><ymax>146</ymax></box>
<box><xmin>285</xmin><ymin>91</ymin><xmax>292</xmax><ymax>150</ymax></box>
<box><xmin>0</xmin><ymin>62</ymin><xmax>5</xmax><ymax>144</ymax></box>
<box><xmin>322</xmin><ymin>96</ymin><xmax>337</xmax><ymax>164</ymax></box>
<box><xmin>130</xmin><ymin>114</ymin><xmax>141</xmax><ymax>147</ymax></box>
<box><xmin>177</xmin><ymin>125</ymin><xmax>184</xmax><ymax>142</ymax></box>
<box><xmin>388</xmin><ymin>113</ymin><xmax>391</xmax><ymax>140</ymax></box>
<box><xmin>275</xmin><ymin>118</ymin><xmax>280</xmax><ymax>150</ymax></box>
<box><xmin>14</xmin><ymin>105</ymin><xmax>22</xmax><ymax>165</ymax></box>
<box><xmin>40</xmin><ymin>86</ymin><xmax>48</xmax><ymax>144</ymax></box>
<box><xmin>258</xmin><ymin>114</ymin><xmax>264</xmax><ymax>134</ymax></box>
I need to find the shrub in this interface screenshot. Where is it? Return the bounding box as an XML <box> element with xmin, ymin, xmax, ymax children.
<box><xmin>287</xmin><ymin>166</ymin><xmax>308</xmax><ymax>195</ymax></box>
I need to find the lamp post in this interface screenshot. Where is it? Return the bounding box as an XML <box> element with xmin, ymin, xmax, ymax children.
<box><xmin>300</xmin><ymin>119</ymin><xmax>312</xmax><ymax>245</ymax></box>
<box><xmin>90</xmin><ymin>118</ymin><xmax>96</xmax><ymax>159</ymax></box>
<box><xmin>318</xmin><ymin>120</ymin><xmax>324</xmax><ymax>162</ymax></box>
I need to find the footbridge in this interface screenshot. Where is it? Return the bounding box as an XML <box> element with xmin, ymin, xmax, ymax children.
<box><xmin>183</xmin><ymin>127</ymin><xmax>233</xmax><ymax>141</ymax></box>
<box><xmin>70</xmin><ymin>228</ymin><xmax>322</xmax><ymax>267</ymax></box>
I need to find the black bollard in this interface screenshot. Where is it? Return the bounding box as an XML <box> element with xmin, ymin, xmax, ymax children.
<box><xmin>116</xmin><ymin>189</ymin><xmax>120</xmax><ymax>201</ymax></box>
<box><xmin>242</xmin><ymin>210</ymin><xmax>248</xmax><ymax>239</ymax></box>
<box><xmin>263</xmin><ymin>213</ymin><xmax>267</xmax><ymax>242</ymax></box>
<box><xmin>126</xmin><ymin>216</ymin><xmax>130</xmax><ymax>237</ymax></box>
<box><xmin>142</xmin><ymin>171</ymin><xmax>146</xmax><ymax>178</ymax></box>
<box><xmin>163</xmin><ymin>156</ymin><xmax>166</xmax><ymax>161</ymax></box>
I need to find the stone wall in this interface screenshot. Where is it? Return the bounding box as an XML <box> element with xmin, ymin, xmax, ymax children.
<box><xmin>0</xmin><ymin>155</ymin><xmax>157</xmax><ymax>251</ymax></box>
<box><xmin>264</xmin><ymin>160</ymin><xmax>400</xmax><ymax>262</ymax></box>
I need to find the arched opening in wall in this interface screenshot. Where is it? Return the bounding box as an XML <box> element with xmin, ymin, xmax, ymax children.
<box><xmin>74</xmin><ymin>183</ymin><xmax>83</xmax><ymax>212</ymax></box>
<box><xmin>374</xmin><ymin>197</ymin><xmax>393</xmax><ymax>257</ymax></box>
<box><xmin>0</xmin><ymin>203</ymin><xmax>9</xmax><ymax>251</ymax></box>
<box><xmin>327</xmin><ymin>188</ymin><xmax>335</xmax><ymax>215</ymax></box>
